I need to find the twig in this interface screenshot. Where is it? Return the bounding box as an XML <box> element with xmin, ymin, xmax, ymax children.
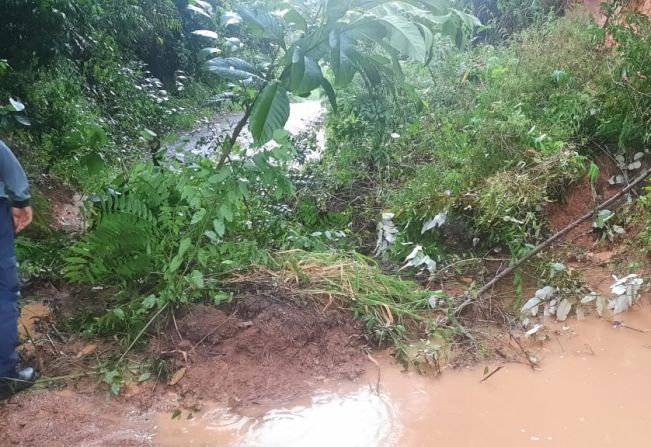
<box><xmin>480</xmin><ymin>365</ymin><xmax>503</xmax><ymax>383</ymax></box>
<box><xmin>44</xmin><ymin>332</ymin><xmax>60</xmax><ymax>356</ymax></box>
<box><xmin>35</xmin><ymin>371</ymin><xmax>101</xmax><ymax>385</ymax></box>
<box><xmin>508</xmin><ymin>332</ymin><xmax>536</xmax><ymax>370</ymax></box>
<box><xmin>191</xmin><ymin>311</ymin><xmax>237</xmax><ymax>352</ymax></box>
<box><xmin>171</xmin><ymin>307</ymin><xmax>183</xmax><ymax>341</ymax></box>
<box><xmin>367</xmin><ymin>353</ymin><xmax>381</xmax><ymax>394</ymax></box>
<box><xmin>118</xmin><ymin>304</ymin><xmax>168</xmax><ymax>364</ymax></box>
<box><xmin>611</xmin><ymin>320</ymin><xmax>651</xmax><ymax>333</ymax></box>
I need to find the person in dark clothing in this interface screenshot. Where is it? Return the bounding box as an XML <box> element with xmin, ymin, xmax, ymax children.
<box><xmin>0</xmin><ymin>139</ymin><xmax>36</xmax><ymax>400</ymax></box>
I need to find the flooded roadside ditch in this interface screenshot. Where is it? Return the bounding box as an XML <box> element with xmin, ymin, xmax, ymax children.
<box><xmin>155</xmin><ymin>303</ymin><xmax>651</xmax><ymax>447</ymax></box>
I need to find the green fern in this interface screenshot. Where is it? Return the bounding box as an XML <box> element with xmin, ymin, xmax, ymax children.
<box><xmin>64</xmin><ymin>193</ymin><xmax>160</xmax><ymax>285</ymax></box>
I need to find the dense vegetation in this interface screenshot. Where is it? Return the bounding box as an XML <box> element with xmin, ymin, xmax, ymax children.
<box><xmin>6</xmin><ymin>0</ymin><xmax>651</xmax><ymax>385</ymax></box>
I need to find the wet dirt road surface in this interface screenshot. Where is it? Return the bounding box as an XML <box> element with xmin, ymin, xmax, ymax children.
<box><xmin>167</xmin><ymin>100</ymin><xmax>325</xmax><ymax>158</ymax></box>
<box><xmin>155</xmin><ymin>304</ymin><xmax>651</xmax><ymax>447</ymax></box>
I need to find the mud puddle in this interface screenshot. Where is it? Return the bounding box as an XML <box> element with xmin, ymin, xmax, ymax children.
<box><xmin>155</xmin><ymin>304</ymin><xmax>651</xmax><ymax>447</ymax></box>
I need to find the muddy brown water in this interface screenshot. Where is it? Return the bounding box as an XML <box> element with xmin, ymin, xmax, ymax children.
<box><xmin>155</xmin><ymin>304</ymin><xmax>651</xmax><ymax>447</ymax></box>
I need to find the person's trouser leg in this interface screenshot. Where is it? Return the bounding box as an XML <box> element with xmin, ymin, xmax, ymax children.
<box><xmin>0</xmin><ymin>203</ymin><xmax>18</xmax><ymax>378</ymax></box>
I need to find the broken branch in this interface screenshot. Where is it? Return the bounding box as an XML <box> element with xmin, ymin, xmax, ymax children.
<box><xmin>475</xmin><ymin>167</ymin><xmax>651</xmax><ymax>299</ymax></box>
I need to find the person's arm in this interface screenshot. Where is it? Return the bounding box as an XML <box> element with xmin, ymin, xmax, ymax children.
<box><xmin>0</xmin><ymin>140</ymin><xmax>32</xmax><ymax>233</ymax></box>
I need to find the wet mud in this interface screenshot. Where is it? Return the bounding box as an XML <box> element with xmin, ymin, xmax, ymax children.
<box><xmin>153</xmin><ymin>293</ymin><xmax>366</xmax><ymax>406</ymax></box>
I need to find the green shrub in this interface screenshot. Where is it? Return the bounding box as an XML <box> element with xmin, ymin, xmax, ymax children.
<box><xmin>389</xmin><ymin>14</ymin><xmax>603</xmax><ymax>230</ymax></box>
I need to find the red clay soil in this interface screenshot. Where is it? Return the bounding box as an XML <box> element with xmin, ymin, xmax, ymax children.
<box><xmin>0</xmin><ymin>390</ymin><xmax>156</xmax><ymax>447</ymax></box>
<box><xmin>545</xmin><ymin>157</ymin><xmax>623</xmax><ymax>248</ymax></box>
<box><xmin>158</xmin><ymin>294</ymin><xmax>366</xmax><ymax>406</ymax></box>
<box><xmin>0</xmin><ymin>285</ymin><xmax>367</xmax><ymax>446</ymax></box>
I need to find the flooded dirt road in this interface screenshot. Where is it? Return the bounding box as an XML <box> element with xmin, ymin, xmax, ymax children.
<box><xmin>168</xmin><ymin>100</ymin><xmax>325</xmax><ymax>158</ymax></box>
<box><xmin>155</xmin><ymin>304</ymin><xmax>651</xmax><ymax>447</ymax></box>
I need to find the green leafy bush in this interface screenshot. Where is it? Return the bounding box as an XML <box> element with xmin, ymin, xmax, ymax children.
<box><xmin>63</xmin><ymin>138</ymin><xmax>296</xmax><ymax>330</ymax></box>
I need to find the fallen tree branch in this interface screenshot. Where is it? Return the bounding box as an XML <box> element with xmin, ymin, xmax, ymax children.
<box><xmin>480</xmin><ymin>365</ymin><xmax>503</xmax><ymax>383</ymax></box>
<box><xmin>465</xmin><ymin>167</ymin><xmax>651</xmax><ymax>308</ymax></box>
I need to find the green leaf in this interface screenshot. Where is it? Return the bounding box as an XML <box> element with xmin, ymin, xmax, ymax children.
<box><xmin>237</xmin><ymin>7</ymin><xmax>285</xmax><ymax>45</ymax></box>
<box><xmin>9</xmin><ymin>98</ymin><xmax>25</xmax><ymax>112</ymax></box>
<box><xmin>450</xmin><ymin>8</ymin><xmax>482</xmax><ymax>29</ymax></box>
<box><xmin>213</xmin><ymin>219</ymin><xmax>225</xmax><ymax>237</ymax></box>
<box><xmin>188</xmin><ymin>270</ymin><xmax>205</xmax><ymax>289</ymax></box>
<box><xmin>588</xmin><ymin>162</ymin><xmax>600</xmax><ymax>185</ymax></box>
<box><xmin>595</xmin><ymin>209</ymin><xmax>613</xmax><ymax>229</ymax></box>
<box><xmin>179</xmin><ymin>238</ymin><xmax>192</xmax><ymax>256</ymax></box>
<box><xmin>214</xmin><ymin>292</ymin><xmax>232</xmax><ymax>305</ymax></box>
<box><xmin>81</xmin><ymin>153</ymin><xmax>106</xmax><ymax>176</ymax></box>
<box><xmin>249</xmin><ymin>82</ymin><xmax>290</xmax><ymax>146</ymax></box>
<box><xmin>14</xmin><ymin>115</ymin><xmax>31</xmax><ymax>126</ymax></box>
<box><xmin>187</xmin><ymin>4</ymin><xmax>212</xmax><ymax>18</ymax></box>
<box><xmin>140</xmin><ymin>129</ymin><xmax>157</xmax><ymax>142</ymax></box>
<box><xmin>289</xmin><ymin>48</ymin><xmax>325</xmax><ymax>95</ymax></box>
<box><xmin>199</xmin><ymin>47</ymin><xmax>221</xmax><ymax>58</ymax></box>
<box><xmin>138</xmin><ymin>372</ymin><xmax>152</xmax><ymax>382</ymax></box>
<box><xmin>208</xmin><ymin>168</ymin><xmax>232</xmax><ymax>184</ymax></box>
<box><xmin>326</xmin><ymin>0</ymin><xmax>351</xmax><ymax>22</ymax></box>
<box><xmin>190</xmin><ymin>208</ymin><xmax>207</xmax><ymax>225</ymax></box>
<box><xmin>169</xmin><ymin>254</ymin><xmax>183</xmax><ymax>273</ymax></box>
<box><xmin>374</xmin><ymin>15</ymin><xmax>428</xmax><ymax>62</ymax></box>
<box><xmin>113</xmin><ymin>308</ymin><xmax>126</xmax><ymax>320</ymax></box>
<box><xmin>407</xmin><ymin>0</ymin><xmax>449</xmax><ymax>14</ymax></box>
<box><xmin>283</xmin><ymin>8</ymin><xmax>307</xmax><ymax>29</ymax></box>
<box><xmin>205</xmin><ymin>57</ymin><xmax>264</xmax><ymax>83</ymax></box>
<box><xmin>219</xmin><ymin>203</ymin><xmax>234</xmax><ymax>222</ymax></box>
<box><xmin>192</xmin><ymin>29</ymin><xmax>219</xmax><ymax>39</ymax></box>
<box><xmin>329</xmin><ymin>30</ymin><xmax>357</xmax><ymax>86</ymax></box>
<box><xmin>142</xmin><ymin>295</ymin><xmax>158</xmax><ymax>309</ymax></box>
<box><xmin>221</xmin><ymin>11</ymin><xmax>242</xmax><ymax>27</ymax></box>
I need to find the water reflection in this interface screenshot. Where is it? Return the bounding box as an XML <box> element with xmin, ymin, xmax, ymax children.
<box><xmin>241</xmin><ymin>390</ymin><xmax>396</xmax><ymax>447</ymax></box>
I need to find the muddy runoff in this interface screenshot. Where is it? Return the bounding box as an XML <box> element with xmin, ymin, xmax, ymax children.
<box><xmin>153</xmin><ymin>303</ymin><xmax>651</xmax><ymax>447</ymax></box>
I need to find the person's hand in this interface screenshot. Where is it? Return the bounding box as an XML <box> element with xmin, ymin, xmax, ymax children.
<box><xmin>12</xmin><ymin>207</ymin><xmax>33</xmax><ymax>234</ymax></box>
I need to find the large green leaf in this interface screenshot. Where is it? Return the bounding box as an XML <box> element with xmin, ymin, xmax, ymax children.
<box><xmin>373</xmin><ymin>14</ymin><xmax>428</xmax><ymax>62</ymax></box>
<box><xmin>283</xmin><ymin>8</ymin><xmax>307</xmax><ymax>30</ymax></box>
<box><xmin>329</xmin><ymin>30</ymin><xmax>357</xmax><ymax>86</ymax></box>
<box><xmin>320</xmin><ymin>78</ymin><xmax>338</xmax><ymax>113</ymax></box>
<box><xmin>237</xmin><ymin>7</ymin><xmax>285</xmax><ymax>46</ymax></box>
<box><xmin>204</xmin><ymin>57</ymin><xmax>264</xmax><ymax>83</ymax></box>
<box><xmin>249</xmin><ymin>82</ymin><xmax>290</xmax><ymax>146</ymax></box>
<box><xmin>290</xmin><ymin>48</ymin><xmax>324</xmax><ymax>95</ymax></box>
<box><xmin>451</xmin><ymin>8</ymin><xmax>482</xmax><ymax>29</ymax></box>
<box><xmin>440</xmin><ymin>9</ymin><xmax>482</xmax><ymax>48</ymax></box>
